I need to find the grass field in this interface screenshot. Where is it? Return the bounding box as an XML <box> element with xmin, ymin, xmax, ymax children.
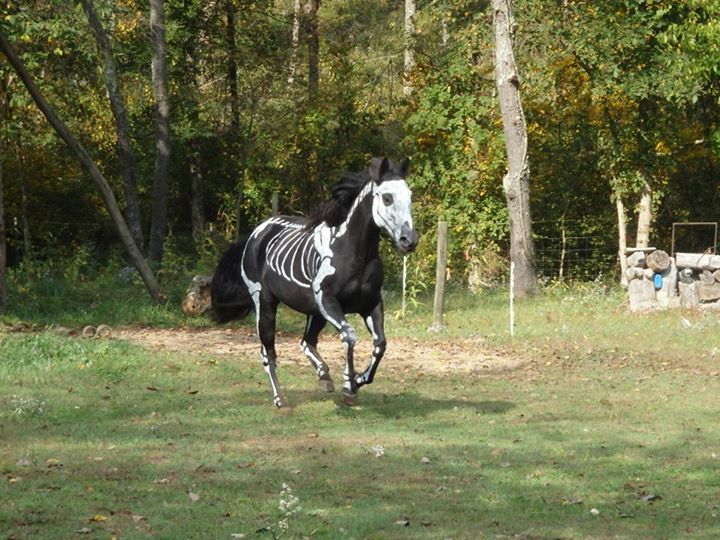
<box><xmin>2</xmin><ymin>275</ymin><xmax>720</xmax><ymax>538</ymax></box>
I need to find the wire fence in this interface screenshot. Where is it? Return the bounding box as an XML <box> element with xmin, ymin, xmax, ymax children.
<box><xmin>534</xmin><ymin>233</ymin><xmax>617</xmax><ymax>281</ymax></box>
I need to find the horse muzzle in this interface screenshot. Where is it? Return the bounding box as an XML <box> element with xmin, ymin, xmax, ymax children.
<box><xmin>396</xmin><ymin>226</ymin><xmax>419</xmax><ymax>254</ymax></box>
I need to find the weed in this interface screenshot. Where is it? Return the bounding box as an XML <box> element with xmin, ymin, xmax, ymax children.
<box><xmin>9</xmin><ymin>395</ymin><xmax>48</xmax><ymax>417</ymax></box>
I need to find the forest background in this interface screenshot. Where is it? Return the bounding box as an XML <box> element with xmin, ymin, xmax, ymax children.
<box><xmin>1</xmin><ymin>0</ymin><xmax>719</xmax><ymax>304</ymax></box>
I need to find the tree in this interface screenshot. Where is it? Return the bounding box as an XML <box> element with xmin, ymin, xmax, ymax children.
<box><xmin>0</xmin><ymin>88</ymin><xmax>6</xmax><ymax>314</ymax></box>
<box><xmin>79</xmin><ymin>0</ymin><xmax>144</xmax><ymax>248</ymax></box>
<box><xmin>148</xmin><ymin>0</ymin><xmax>171</xmax><ymax>264</ymax></box>
<box><xmin>0</xmin><ymin>29</ymin><xmax>162</xmax><ymax>301</ymax></box>
<box><xmin>403</xmin><ymin>0</ymin><xmax>416</xmax><ymax>96</ymax></box>
<box><xmin>287</xmin><ymin>0</ymin><xmax>301</xmax><ymax>86</ymax></box>
<box><xmin>493</xmin><ymin>0</ymin><xmax>536</xmax><ymax>296</ymax></box>
<box><xmin>307</xmin><ymin>0</ymin><xmax>320</xmax><ymax>104</ymax></box>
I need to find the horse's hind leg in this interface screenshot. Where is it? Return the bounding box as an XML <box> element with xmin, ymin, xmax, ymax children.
<box><xmin>300</xmin><ymin>315</ymin><xmax>334</xmax><ymax>392</ymax></box>
<box><xmin>257</xmin><ymin>294</ymin><xmax>288</xmax><ymax>408</ymax></box>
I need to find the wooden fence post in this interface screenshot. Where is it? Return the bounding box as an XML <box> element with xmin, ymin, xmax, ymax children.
<box><xmin>430</xmin><ymin>221</ymin><xmax>448</xmax><ymax>331</ymax></box>
<box><xmin>271</xmin><ymin>191</ymin><xmax>279</xmax><ymax>216</ymax></box>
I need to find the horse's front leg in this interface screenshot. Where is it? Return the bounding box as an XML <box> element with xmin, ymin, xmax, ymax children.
<box><xmin>356</xmin><ymin>301</ymin><xmax>386</xmax><ymax>388</ymax></box>
<box><xmin>313</xmin><ymin>292</ymin><xmax>358</xmax><ymax>405</ymax></box>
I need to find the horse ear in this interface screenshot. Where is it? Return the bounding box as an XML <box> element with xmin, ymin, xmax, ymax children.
<box><xmin>371</xmin><ymin>157</ymin><xmax>390</xmax><ymax>183</ymax></box>
<box><xmin>400</xmin><ymin>157</ymin><xmax>410</xmax><ymax>177</ymax></box>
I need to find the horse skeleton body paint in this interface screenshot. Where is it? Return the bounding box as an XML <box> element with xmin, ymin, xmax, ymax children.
<box><xmin>211</xmin><ymin>157</ymin><xmax>418</xmax><ymax>407</ymax></box>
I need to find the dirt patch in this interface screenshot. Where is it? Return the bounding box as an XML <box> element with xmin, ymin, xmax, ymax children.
<box><xmin>115</xmin><ymin>327</ymin><xmax>522</xmax><ymax>375</ymax></box>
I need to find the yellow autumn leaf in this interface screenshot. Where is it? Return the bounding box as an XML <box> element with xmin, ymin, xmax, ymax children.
<box><xmin>655</xmin><ymin>140</ymin><xmax>671</xmax><ymax>155</ymax></box>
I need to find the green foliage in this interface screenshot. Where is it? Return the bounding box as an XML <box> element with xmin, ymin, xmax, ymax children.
<box><xmin>2</xmin><ymin>0</ymin><xmax>720</xmax><ymax>292</ymax></box>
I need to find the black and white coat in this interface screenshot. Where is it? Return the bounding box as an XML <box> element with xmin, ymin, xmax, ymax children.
<box><xmin>211</xmin><ymin>157</ymin><xmax>418</xmax><ymax>407</ymax></box>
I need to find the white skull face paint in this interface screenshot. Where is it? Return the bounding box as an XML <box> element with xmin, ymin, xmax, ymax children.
<box><xmin>371</xmin><ymin>179</ymin><xmax>417</xmax><ymax>253</ymax></box>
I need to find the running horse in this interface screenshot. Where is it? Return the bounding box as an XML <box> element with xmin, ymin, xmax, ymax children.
<box><xmin>211</xmin><ymin>157</ymin><xmax>418</xmax><ymax>407</ymax></box>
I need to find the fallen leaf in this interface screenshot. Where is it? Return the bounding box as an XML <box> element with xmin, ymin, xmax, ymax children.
<box><xmin>420</xmin><ymin>456</ymin><xmax>431</xmax><ymax>464</ymax></box>
<box><xmin>76</xmin><ymin>527</ymin><xmax>92</xmax><ymax>534</ymax></box>
<box><xmin>189</xmin><ymin>491</ymin><xmax>200</xmax><ymax>502</ymax></box>
<box><xmin>154</xmin><ymin>478</ymin><xmax>171</xmax><ymax>484</ymax></box>
<box><xmin>16</xmin><ymin>459</ymin><xmax>31</xmax><ymax>467</ymax></box>
<box><xmin>230</xmin><ymin>534</ymin><xmax>246</xmax><ymax>539</ymax></box>
<box><xmin>639</xmin><ymin>493</ymin><xmax>662</xmax><ymax>503</ymax></box>
<box><xmin>89</xmin><ymin>514</ymin><xmax>108</xmax><ymax>522</ymax></box>
<box><xmin>146</xmin><ymin>386</ymin><xmax>159</xmax><ymax>391</ymax></box>
<box><xmin>186</xmin><ymin>389</ymin><xmax>199</xmax><ymax>395</ymax></box>
<box><xmin>563</xmin><ymin>497</ymin><xmax>583</xmax><ymax>505</ymax></box>
<box><xmin>46</xmin><ymin>459</ymin><xmax>63</xmax><ymax>468</ymax></box>
<box><xmin>131</xmin><ymin>514</ymin><xmax>146</xmax><ymax>523</ymax></box>
<box><xmin>590</xmin><ymin>508</ymin><xmax>600</xmax><ymax>515</ymax></box>
<box><xmin>394</xmin><ymin>518</ymin><xmax>410</xmax><ymax>527</ymax></box>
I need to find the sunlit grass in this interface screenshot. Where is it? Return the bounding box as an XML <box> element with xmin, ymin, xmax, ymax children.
<box><xmin>2</xmin><ymin>320</ymin><xmax>720</xmax><ymax>538</ymax></box>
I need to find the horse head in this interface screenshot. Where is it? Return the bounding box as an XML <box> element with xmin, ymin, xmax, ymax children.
<box><xmin>370</xmin><ymin>157</ymin><xmax>419</xmax><ymax>254</ymax></box>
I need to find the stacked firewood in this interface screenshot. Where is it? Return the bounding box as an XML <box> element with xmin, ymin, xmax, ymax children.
<box><xmin>625</xmin><ymin>248</ymin><xmax>678</xmax><ymax>312</ymax></box>
<box><xmin>674</xmin><ymin>253</ymin><xmax>720</xmax><ymax>310</ymax></box>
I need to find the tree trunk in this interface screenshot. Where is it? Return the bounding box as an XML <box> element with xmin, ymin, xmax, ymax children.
<box><xmin>80</xmin><ymin>0</ymin><xmax>143</xmax><ymax>248</ymax></box>
<box><xmin>287</xmin><ymin>0</ymin><xmax>301</xmax><ymax>86</ymax></box>
<box><xmin>225</xmin><ymin>0</ymin><xmax>240</xmax><ymax>131</ymax></box>
<box><xmin>148</xmin><ymin>0</ymin><xmax>171</xmax><ymax>264</ymax></box>
<box><xmin>15</xmin><ymin>142</ymin><xmax>31</xmax><ymax>257</ymax></box>
<box><xmin>615</xmin><ymin>192</ymin><xmax>628</xmax><ymax>286</ymax></box>
<box><xmin>190</xmin><ymin>142</ymin><xmax>205</xmax><ymax>242</ymax></box>
<box><xmin>307</xmin><ymin>0</ymin><xmax>320</xmax><ymax>104</ymax></box>
<box><xmin>636</xmin><ymin>177</ymin><xmax>652</xmax><ymax>248</ymax></box>
<box><xmin>0</xmin><ymin>30</ymin><xmax>162</xmax><ymax>301</ymax></box>
<box><xmin>403</xmin><ymin>0</ymin><xmax>416</xmax><ymax>96</ymax></box>
<box><xmin>493</xmin><ymin>0</ymin><xmax>536</xmax><ymax>297</ymax></box>
<box><xmin>0</xmin><ymin>129</ymin><xmax>6</xmax><ymax>314</ymax></box>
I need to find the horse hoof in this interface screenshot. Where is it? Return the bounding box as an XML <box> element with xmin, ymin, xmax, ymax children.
<box><xmin>318</xmin><ymin>379</ymin><xmax>335</xmax><ymax>393</ymax></box>
<box><xmin>274</xmin><ymin>396</ymin><xmax>290</xmax><ymax>409</ymax></box>
<box><xmin>340</xmin><ymin>390</ymin><xmax>358</xmax><ymax>406</ymax></box>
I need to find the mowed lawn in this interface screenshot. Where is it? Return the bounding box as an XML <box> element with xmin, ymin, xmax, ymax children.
<box><xmin>2</xmin><ymin>297</ymin><xmax>720</xmax><ymax>540</ymax></box>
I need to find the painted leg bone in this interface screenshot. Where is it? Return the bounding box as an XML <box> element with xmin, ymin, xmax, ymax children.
<box><xmin>355</xmin><ymin>307</ymin><xmax>386</xmax><ymax>388</ymax></box>
<box><xmin>300</xmin><ymin>315</ymin><xmax>334</xmax><ymax>392</ymax></box>
<box><xmin>257</xmin><ymin>293</ymin><xmax>288</xmax><ymax>407</ymax></box>
<box><xmin>313</xmin><ymin>289</ymin><xmax>359</xmax><ymax>406</ymax></box>
<box><xmin>339</xmin><ymin>321</ymin><xmax>358</xmax><ymax>406</ymax></box>
<box><xmin>261</xmin><ymin>346</ymin><xmax>288</xmax><ymax>408</ymax></box>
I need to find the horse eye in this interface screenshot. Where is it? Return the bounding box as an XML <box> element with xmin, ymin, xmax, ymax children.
<box><xmin>382</xmin><ymin>193</ymin><xmax>394</xmax><ymax>206</ymax></box>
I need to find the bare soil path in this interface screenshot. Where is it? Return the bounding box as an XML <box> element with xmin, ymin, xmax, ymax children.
<box><xmin>116</xmin><ymin>326</ymin><xmax>523</xmax><ymax>376</ymax></box>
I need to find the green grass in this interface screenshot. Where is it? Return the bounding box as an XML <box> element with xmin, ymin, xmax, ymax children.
<box><xmin>3</xmin><ymin>306</ymin><xmax>720</xmax><ymax>538</ymax></box>
<box><xmin>4</xmin><ymin>270</ymin><xmax>720</xmax><ymax>537</ymax></box>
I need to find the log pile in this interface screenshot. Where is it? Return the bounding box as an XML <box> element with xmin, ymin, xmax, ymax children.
<box><xmin>626</xmin><ymin>249</ymin><xmax>720</xmax><ymax>312</ymax></box>
<box><xmin>625</xmin><ymin>248</ymin><xmax>678</xmax><ymax>312</ymax></box>
<box><xmin>675</xmin><ymin>252</ymin><xmax>720</xmax><ymax>310</ymax></box>
<box><xmin>181</xmin><ymin>274</ymin><xmax>213</xmax><ymax>316</ymax></box>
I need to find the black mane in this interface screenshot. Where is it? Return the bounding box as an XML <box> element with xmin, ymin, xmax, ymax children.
<box><xmin>305</xmin><ymin>158</ymin><xmax>405</xmax><ymax>229</ymax></box>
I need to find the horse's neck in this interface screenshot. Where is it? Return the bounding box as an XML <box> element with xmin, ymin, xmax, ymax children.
<box><xmin>332</xmin><ymin>185</ymin><xmax>379</xmax><ymax>259</ymax></box>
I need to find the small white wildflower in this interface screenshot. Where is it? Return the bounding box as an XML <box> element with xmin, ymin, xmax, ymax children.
<box><xmin>279</xmin><ymin>483</ymin><xmax>301</xmax><ymax>517</ymax></box>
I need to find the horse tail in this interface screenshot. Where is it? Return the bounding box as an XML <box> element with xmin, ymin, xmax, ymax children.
<box><xmin>210</xmin><ymin>240</ymin><xmax>255</xmax><ymax>323</ymax></box>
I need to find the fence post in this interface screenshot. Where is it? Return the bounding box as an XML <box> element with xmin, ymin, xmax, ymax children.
<box><xmin>271</xmin><ymin>191</ymin><xmax>279</xmax><ymax>216</ymax></box>
<box><xmin>430</xmin><ymin>221</ymin><xmax>448</xmax><ymax>331</ymax></box>
<box><xmin>509</xmin><ymin>260</ymin><xmax>515</xmax><ymax>337</ymax></box>
<box><xmin>401</xmin><ymin>255</ymin><xmax>407</xmax><ymax>318</ymax></box>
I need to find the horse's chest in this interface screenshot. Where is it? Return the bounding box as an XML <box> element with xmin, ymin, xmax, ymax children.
<box><xmin>336</xmin><ymin>259</ymin><xmax>383</xmax><ymax>306</ymax></box>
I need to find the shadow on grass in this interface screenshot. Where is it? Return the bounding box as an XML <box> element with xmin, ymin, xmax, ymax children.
<box><xmin>283</xmin><ymin>388</ymin><xmax>516</xmax><ymax>418</ymax></box>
